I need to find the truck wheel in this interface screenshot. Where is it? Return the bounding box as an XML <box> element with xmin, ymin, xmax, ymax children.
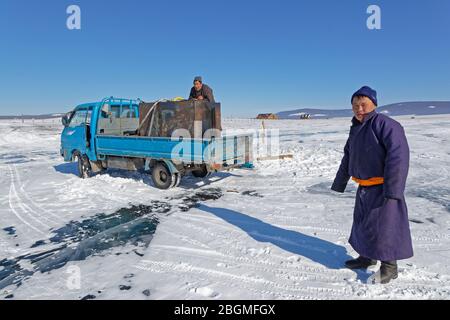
<box><xmin>76</xmin><ymin>153</ymin><xmax>92</xmax><ymax>179</ymax></box>
<box><xmin>192</xmin><ymin>165</ymin><xmax>210</xmax><ymax>178</ymax></box>
<box><xmin>151</xmin><ymin>163</ymin><xmax>173</xmax><ymax>189</ymax></box>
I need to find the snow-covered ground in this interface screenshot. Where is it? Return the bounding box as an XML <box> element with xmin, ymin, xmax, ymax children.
<box><xmin>0</xmin><ymin>115</ymin><xmax>449</xmax><ymax>300</ymax></box>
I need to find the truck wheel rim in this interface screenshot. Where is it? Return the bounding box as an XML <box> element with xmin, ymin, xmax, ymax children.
<box><xmin>160</xmin><ymin>171</ymin><xmax>168</xmax><ymax>182</ymax></box>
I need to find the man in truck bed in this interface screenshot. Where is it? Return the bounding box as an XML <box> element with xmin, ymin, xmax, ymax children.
<box><xmin>189</xmin><ymin>76</ymin><xmax>215</xmax><ymax>102</ymax></box>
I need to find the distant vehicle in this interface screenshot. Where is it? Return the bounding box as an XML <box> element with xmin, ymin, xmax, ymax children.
<box><xmin>60</xmin><ymin>97</ymin><xmax>253</xmax><ymax>189</ymax></box>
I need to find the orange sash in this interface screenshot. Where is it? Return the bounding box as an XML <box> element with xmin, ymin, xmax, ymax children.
<box><xmin>352</xmin><ymin>177</ymin><xmax>384</xmax><ymax>187</ymax></box>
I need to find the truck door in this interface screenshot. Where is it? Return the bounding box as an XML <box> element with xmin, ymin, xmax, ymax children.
<box><xmin>61</xmin><ymin>108</ymin><xmax>88</xmax><ymax>157</ymax></box>
<box><xmin>85</xmin><ymin>108</ymin><xmax>93</xmax><ymax>149</ymax></box>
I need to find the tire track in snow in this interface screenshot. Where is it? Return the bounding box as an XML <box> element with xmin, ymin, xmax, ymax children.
<box><xmin>134</xmin><ymin>260</ymin><xmax>351</xmax><ymax>299</ymax></box>
<box><xmin>12</xmin><ymin>165</ymin><xmax>65</xmax><ymax>224</ymax></box>
<box><xmin>143</xmin><ymin>245</ymin><xmax>449</xmax><ymax>299</ymax></box>
<box><xmin>151</xmin><ymin>214</ymin><xmax>351</xmax><ymax>284</ymax></box>
<box><xmin>152</xmin><ymin>202</ymin><xmax>449</xmax><ymax>295</ymax></box>
<box><xmin>148</xmin><ymin>244</ymin><xmax>348</xmax><ymax>284</ymax></box>
<box><xmin>8</xmin><ymin>165</ymin><xmax>49</xmax><ymax>236</ymax></box>
<box><xmin>157</xmin><ymin>229</ymin><xmax>213</xmax><ymax>250</ymax></box>
<box><xmin>9</xmin><ymin>165</ymin><xmax>54</xmax><ymax>228</ymax></box>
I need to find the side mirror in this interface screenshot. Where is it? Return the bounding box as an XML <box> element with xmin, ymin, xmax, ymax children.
<box><xmin>61</xmin><ymin>116</ymin><xmax>69</xmax><ymax>127</ymax></box>
<box><xmin>61</xmin><ymin>111</ymin><xmax>73</xmax><ymax>127</ymax></box>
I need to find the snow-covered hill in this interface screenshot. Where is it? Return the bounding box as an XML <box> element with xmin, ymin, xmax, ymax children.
<box><xmin>0</xmin><ymin>115</ymin><xmax>449</xmax><ymax>300</ymax></box>
<box><xmin>277</xmin><ymin>101</ymin><xmax>450</xmax><ymax>119</ymax></box>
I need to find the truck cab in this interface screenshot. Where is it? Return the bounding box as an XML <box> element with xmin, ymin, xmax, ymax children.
<box><xmin>61</xmin><ymin>98</ymin><xmax>140</xmax><ymax>162</ymax></box>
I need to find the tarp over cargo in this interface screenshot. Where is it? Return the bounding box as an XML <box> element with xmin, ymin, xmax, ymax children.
<box><xmin>138</xmin><ymin>100</ymin><xmax>222</xmax><ymax>138</ymax></box>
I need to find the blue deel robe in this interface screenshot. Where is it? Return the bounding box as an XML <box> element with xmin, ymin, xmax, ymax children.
<box><xmin>332</xmin><ymin>110</ymin><xmax>414</xmax><ymax>261</ymax></box>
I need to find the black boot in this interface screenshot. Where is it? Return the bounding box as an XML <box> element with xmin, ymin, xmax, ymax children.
<box><xmin>380</xmin><ymin>261</ymin><xmax>398</xmax><ymax>284</ymax></box>
<box><xmin>345</xmin><ymin>256</ymin><xmax>377</xmax><ymax>270</ymax></box>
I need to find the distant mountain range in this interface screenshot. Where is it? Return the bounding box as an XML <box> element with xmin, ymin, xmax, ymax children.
<box><xmin>276</xmin><ymin>101</ymin><xmax>450</xmax><ymax>119</ymax></box>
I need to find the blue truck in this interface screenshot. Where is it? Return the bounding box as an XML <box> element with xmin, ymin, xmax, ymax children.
<box><xmin>60</xmin><ymin>97</ymin><xmax>253</xmax><ymax>189</ymax></box>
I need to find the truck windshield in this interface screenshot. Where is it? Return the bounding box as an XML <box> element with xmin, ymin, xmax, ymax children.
<box><xmin>69</xmin><ymin>109</ymin><xmax>88</xmax><ymax>128</ymax></box>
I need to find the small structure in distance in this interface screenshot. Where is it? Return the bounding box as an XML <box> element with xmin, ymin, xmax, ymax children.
<box><xmin>299</xmin><ymin>114</ymin><xmax>311</xmax><ymax>120</ymax></box>
<box><xmin>256</xmin><ymin>113</ymin><xmax>279</xmax><ymax>120</ymax></box>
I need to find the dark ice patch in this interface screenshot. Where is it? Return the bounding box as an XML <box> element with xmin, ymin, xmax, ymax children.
<box><xmin>178</xmin><ymin>188</ymin><xmax>223</xmax><ymax>212</ymax></box>
<box><xmin>0</xmin><ymin>204</ymin><xmax>161</xmax><ymax>290</ymax></box>
<box><xmin>3</xmin><ymin>227</ymin><xmax>16</xmax><ymax>236</ymax></box>
<box><xmin>119</xmin><ymin>285</ymin><xmax>132</xmax><ymax>291</ymax></box>
<box><xmin>426</xmin><ymin>217</ymin><xmax>437</xmax><ymax>224</ymax></box>
<box><xmin>242</xmin><ymin>190</ymin><xmax>263</xmax><ymax>198</ymax></box>
<box><xmin>48</xmin><ymin>203</ymin><xmax>168</xmax><ymax>245</ymax></box>
<box><xmin>142</xmin><ymin>289</ymin><xmax>151</xmax><ymax>297</ymax></box>
<box><xmin>0</xmin><ymin>257</ymin><xmax>33</xmax><ymax>290</ymax></box>
<box><xmin>0</xmin><ymin>188</ymin><xmax>224</xmax><ymax>291</ymax></box>
<box><xmin>31</xmin><ymin>240</ymin><xmax>46</xmax><ymax>248</ymax></box>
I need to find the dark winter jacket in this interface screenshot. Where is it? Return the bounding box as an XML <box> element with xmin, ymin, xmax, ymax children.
<box><xmin>189</xmin><ymin>84</ymin><xmax>215</xmax><ymax>103</ymax></box>
<box><xmin>332</xmin><ymin>111</ymin><xmax>409</xmax><ymax>200</ymax></box>
<box><xmin>332</xmin><ymin>110</ymin><xmax>413</xmax><ymax>261</ymax></box>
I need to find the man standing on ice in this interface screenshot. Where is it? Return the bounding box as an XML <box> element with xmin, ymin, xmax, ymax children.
<box><xmin>331</xmin><ymin>86</ymin><xmax>413</xmax><ymax>284</ymax></box>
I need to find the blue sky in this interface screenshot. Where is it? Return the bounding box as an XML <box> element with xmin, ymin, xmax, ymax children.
<box><xmin>1</xmin><ymin>0</ymin><xmax>449</xmax><ymax>117</ymax></box>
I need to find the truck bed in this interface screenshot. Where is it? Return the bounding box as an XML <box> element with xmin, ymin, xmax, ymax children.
<box><xmin>95</xmin><ymin>134</ymin><xmax>252</xmax><ymax>166</ymax></box>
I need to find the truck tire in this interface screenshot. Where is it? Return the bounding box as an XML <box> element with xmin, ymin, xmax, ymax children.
<box><xmin>192</xmin><ymin>165</ymin><xmax>210</xmax><ymax>178</ymax></box>
<box><xmin>76</xmin><ymin>153</ymin><xmax>92</xmax><ymax>179</ymax></box>
<box><xmin>151</xmin><ymin>162</ymin><xmax>173</xmax><ymax>189</ymax></box>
